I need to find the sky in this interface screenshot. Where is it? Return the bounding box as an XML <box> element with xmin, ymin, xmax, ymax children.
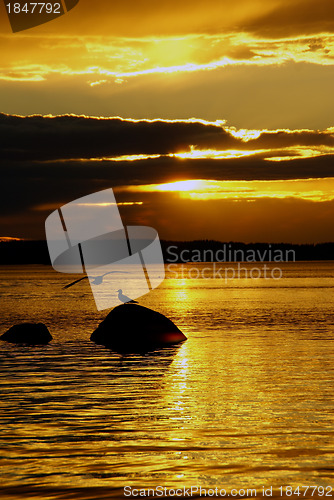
<box><xmin>0</xmin><ymin>0</ymin><xmax>334</xmax><ymax>242</ymax></box>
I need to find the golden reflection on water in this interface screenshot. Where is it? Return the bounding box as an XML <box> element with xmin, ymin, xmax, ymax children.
<box><xmin>147</xmin><ymin>263</ymin><xmax>334</xmax><ymax>488</ymax></box>
<box><xmin>1</xmin><ymin>264</ymin><xmax>334</xmax><ymax>494</ymax></box>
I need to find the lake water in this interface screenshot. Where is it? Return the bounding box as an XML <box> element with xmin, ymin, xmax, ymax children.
<box><xmin>0</xmin><ymin>262</ymin><xmax>334</xmax><ymax>499</ymax></box>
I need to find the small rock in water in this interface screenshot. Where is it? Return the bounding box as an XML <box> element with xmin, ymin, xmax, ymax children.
<box><xmin>0</xmin><ymin>323</ymin><xmax>53</xmax><ymax>345</ymax></box>
<box><xmin>91</xmin><ymin>303</ymin><xmax>186</xmax><ymax>352</ymax></box>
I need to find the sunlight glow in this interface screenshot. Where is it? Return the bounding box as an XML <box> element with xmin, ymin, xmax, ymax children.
<box><xmin>89</xmin><ymin>80</ymin><xmax>107</xmax><ymax>87</ymax></box>
<box><xmin>152</xmin><ymin>180</ymin><xmax>205</xmax><ymax>192</ymax></box>
<box><xmin>77</xmin><ymin>202</ymin><xmax>143</xmax><ymax>207</ymax></box>
<box><xmin>47</xmin><ymin>153</ymin><xmax>162</xmax><ymax>163</ymax></box>
<box><xmin>103</xmin><ymin>154</ymin><xmax>161</xmax><ymax>162</ymax></box>
<box><xmin>170</xmin><ymin>147</ymin><xmax>266</xmax><ymax>160</ymax></box>
<box><xmin>77</xmin><ymin>203</ymin><xmax>117</xmax><ymax>207</ymax></box>
<box><xmin>227</xmin><ymin>127</ymin><xmax>262</xmax><ymax>142</ymax></box>
<box><xmin>91</xmin><ymin>58</ymin><xmax>233</xmax><ymax>81</ymax></box>
<box><xmin>2</xmin><ymin>32</ymin><xmax>334</xmax><ymax>84</ymax></box>
<box><xmin>265</xmin><ymin>148</ymin><xmax>332</xmax><ymax>162</ymax></box>
<box><xmin>122</xmin><ymin>178</ymin><xmax>334</xmax><ymax>202</ymax></box>
<box><xmin>44</xmin><ymin>145</ymin><xmax>334</xmax><ymax>165</ymax></box>
<box><xmin>0</xmin><ymin>237</ymin><xmax>23</xmax><ymax>242</ymax></box>
<box><xmin>118</xmin><ymin>201</ymin><xmax>143</xmax><ymax>206</ymax></box>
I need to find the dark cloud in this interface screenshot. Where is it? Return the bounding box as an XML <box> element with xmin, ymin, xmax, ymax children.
<box><xmin>1</xmin><ymin>113</ymin><xmax>334</xmax><ymax>162</ymax></box>
<box><xmin>0</xmin><ymin>113</ymin><xmax>238</xmax><ymax>160</ymax></box>
<box><xmin>2</xmin><ymin>152</ymin><xmax>334</xmax><ymax>217</ymax></box>
<box><xmin>1</xmin><ymin>113</ymin><xmax>334</xmax><ymax>240</ymax></box>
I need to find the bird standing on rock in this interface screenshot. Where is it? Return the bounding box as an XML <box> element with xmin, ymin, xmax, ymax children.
<box><xmin>117</xmin><ymin>289</ymin><xmax>138</xmax><ymax>304</ymax></box>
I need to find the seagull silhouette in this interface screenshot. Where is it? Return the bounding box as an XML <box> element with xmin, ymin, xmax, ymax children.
<box><xmin>117</xmin><ymin>289</ymin><xmax>138</xmax><ymax>304</ymax></box>
<box><xmin>63</xmin><ymin>271</ymin><xmax>129</xmax><ymax>289</ymax></box>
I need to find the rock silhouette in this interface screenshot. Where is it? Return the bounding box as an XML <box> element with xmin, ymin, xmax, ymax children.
<box><xmin>91</xmin><ymin>303</ymin><xmax>186</xmax><ymax>351</ymax></box>
<box><xmin>0</xmin><ymin>323</ymin><xmax>52</xmax><ymax>345</ymax></box>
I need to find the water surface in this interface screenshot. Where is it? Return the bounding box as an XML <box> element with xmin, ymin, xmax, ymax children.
<box><xmin>1</xmin><ymin>262</ymin><xmax>334</xmax><ymax>498</ymax></box>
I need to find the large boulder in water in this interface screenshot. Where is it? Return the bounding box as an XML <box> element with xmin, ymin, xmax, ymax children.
<box><xmin>0</xmin><ymin>323</ymin><xmax>52</xmax><ymax>345</ymax></box>
<box><xmin>91</xmin><ymin>303</ymin><xmax>186</xmax><ymax>351</ymax></box>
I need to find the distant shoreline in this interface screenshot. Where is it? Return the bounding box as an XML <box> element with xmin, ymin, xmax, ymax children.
<box><xmin>0</xmin><ymin>239</ymin><xmax>333</xmax><ymax>264</ymax></box>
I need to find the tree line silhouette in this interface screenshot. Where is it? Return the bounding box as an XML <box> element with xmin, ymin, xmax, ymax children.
<box><xmin>0</xmin><ymin>239</ymin><xmax>333</xmax><ymax>264</ymax></box>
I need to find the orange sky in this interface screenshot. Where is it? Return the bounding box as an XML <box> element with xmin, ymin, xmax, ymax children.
<box><xmin>0</xmin><ymin>0</ymin><xmax>334</xmax><ymax>242</ymax></box>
